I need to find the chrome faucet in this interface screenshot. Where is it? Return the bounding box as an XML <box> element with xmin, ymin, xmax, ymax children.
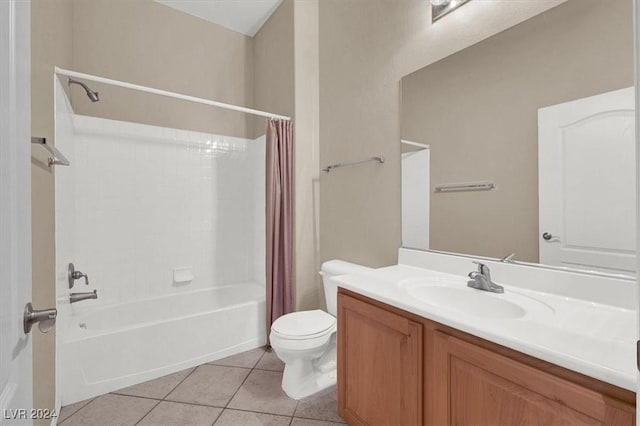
<box><xmin>467</xmin><ymin>262</ymin><xmax>504</xmax><ymax>293</ymax></box>
<box><xmin>70</xmin><ymin>290</ymin><xmax>98</xmax><ymax>304</ymax></box>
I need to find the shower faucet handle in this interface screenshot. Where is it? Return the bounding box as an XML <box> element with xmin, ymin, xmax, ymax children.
<box><xmin>68</xmin><ymin>263</ymin><xmax>89</xmax><ymax>288</ymax></box>
<box><xmin>72</xmin><ymin>270</ymin><xmax>89</xmax><ymax>285</ymax></box>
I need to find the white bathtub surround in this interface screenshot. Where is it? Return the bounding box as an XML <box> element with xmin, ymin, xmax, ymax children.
<box><xmin>54</xmin><ymin>80</ymin><xmax>267</xmax><ymax>404</ymax></box>
<box><xmin>334</xmin><ymin>248</ymin><xmax>637</xmax><ymax>391</ymax></box>
<box><xmin>57</xmin><ymin>115</ymin><xmax>266</xmax><ymax>307</ymax></box>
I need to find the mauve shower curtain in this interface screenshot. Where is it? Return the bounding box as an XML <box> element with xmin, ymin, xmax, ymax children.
<box><xmin>266</xmin><ymin>119</ymin><xmax>293</xmax><ymax>342</ymax></box>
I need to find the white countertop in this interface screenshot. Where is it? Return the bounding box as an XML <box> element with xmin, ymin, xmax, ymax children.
<box><xmin>335</xmin><ymin>264</ymin><xmax>638</xmax><ymax>392</ymax></box>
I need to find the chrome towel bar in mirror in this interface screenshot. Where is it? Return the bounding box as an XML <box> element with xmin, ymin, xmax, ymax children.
<box><xmin>434</xmin><ymin>181</ymin><xmax>496</xmax><ymax>193</ymax></box>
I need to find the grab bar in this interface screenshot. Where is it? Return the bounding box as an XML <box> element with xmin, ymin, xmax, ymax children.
<box><xmin>31</xmin><ymin>137</ymin><xmax>70</xmax><ymax>167</ymax></box>
<box><xmin>322</xmin><ymin>156</ymin><xmax>384</xmax><ymax>173</ymax></box>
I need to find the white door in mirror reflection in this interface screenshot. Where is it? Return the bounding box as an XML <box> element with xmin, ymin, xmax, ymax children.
<box><xmin>402</xmin><ymin>145</ymin><xmax>430</xmax><ymax>250</ymax></box>
<box><xmin>538</xmin><ymin>87</ymin><xmax>636</xmax><ymax>275</ymax></box>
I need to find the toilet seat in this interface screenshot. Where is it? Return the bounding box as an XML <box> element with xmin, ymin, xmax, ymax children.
<box><xmin>270</xmin><ymin>310</ymin><xmax>336</xmax><ymax>351</ymax></box>
<box><xmin>270</xmin><ymin>327</ymin><xmax>335</xmax><ymax>351</ymax></box>
<box><xmin>271</xmin><ymin>310</ymin><xmax>336</xmax><ymax>340</ymax></box>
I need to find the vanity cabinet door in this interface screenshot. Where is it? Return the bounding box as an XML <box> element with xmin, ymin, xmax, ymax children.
<box><xmin>433</xmin><ymin>331</ymin><xmax>635</xmax><ymax>426</ymax></box>
<box><xmin>338</xmin><ymin>293</ymin><xmax>423</xmax><ymax>426</ymax></box>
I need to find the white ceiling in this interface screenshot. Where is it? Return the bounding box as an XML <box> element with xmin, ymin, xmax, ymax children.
<box><xmin>156</xmin><ymin>0</ymin><xmax>284</xmax><ymax>37</ymax></box>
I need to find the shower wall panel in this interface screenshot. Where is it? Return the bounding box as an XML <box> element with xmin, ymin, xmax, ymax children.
<box><xmin>55</xmin><ymin>82</ymin><xmax>265</xmax><ymax>308</ymax></box>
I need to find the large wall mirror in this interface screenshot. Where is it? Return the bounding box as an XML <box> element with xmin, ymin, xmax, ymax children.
<box><xmin>400</xmin><ymin>0</ymin><xmax>636</xmax><ymax>278</ymax></box>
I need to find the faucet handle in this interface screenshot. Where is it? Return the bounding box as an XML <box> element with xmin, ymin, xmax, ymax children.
<box><xmin>472</xmin><ymin>260</ymin><xmax>486</xmax><ymax>269</ymax></box>
<box><xmin>471</xmin><ymin>261</ymin><xmax>490</xmax><ymax>276</ymax></box>
<box><xmin>68</xmin><ymin>263</ymin><xmax>90</xmax><ymax>288</ymax></box>
<box><xmin>75</xmin><ymin>272</ymin><xmax>89</xmax><ymax>285</ymax></box>
<box><xmin>500</xmin><ymin>253</ymin><xmax>516</xmax><ymax>263</ymax></box>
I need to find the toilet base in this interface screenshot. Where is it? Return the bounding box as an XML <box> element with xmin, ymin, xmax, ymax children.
<box><xmin>281</xmin><ymin>342</ymin><xmax>337</xmax><ymax>400</ymax></box>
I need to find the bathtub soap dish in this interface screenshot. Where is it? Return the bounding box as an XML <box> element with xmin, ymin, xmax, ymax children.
<box><xmin>173</xmin><ymin>267</ymin><xmax>194</xmax><ymax>284</ymax></box>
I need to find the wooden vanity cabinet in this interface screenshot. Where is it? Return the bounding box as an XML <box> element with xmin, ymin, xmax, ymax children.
<box><xmin>337</xmin><ymin>290</ymin><xmax>636</xmax><ymax>426</ymax></box>
<box><xmin>433</xmin><ymin>332</ymin><xmax>634</xmax><ymax>425</ymax></box>
<box><xmin>337</xmin><ymin>290</ymin><xmax>423</xmax><ymax>425</ymax></box>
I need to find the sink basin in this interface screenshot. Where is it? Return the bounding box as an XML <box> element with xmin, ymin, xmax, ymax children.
<box><xmin>396</xmin><ymin>276</ymin><xmax>555</xmax><ymax>320</ymax></box>
<box><xmin>405</xmin><ymin>285</ymin><xmax>526</xmax><ymax>319</ymax></box>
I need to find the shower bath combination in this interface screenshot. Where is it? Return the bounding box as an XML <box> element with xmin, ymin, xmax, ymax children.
<box><xmin>53</xmin><ymin>72</ymin><xmax>272</xmax><ymax>404</ymax></box>
<box><xmin>53</xmin><ymin>67</ymin><xmax>292</xmax><ymax>404</ymax></box>
<box><xmin>68</xmin><ymin>77</ymin><xmax>100</xmax><ymax>102</ymax></box>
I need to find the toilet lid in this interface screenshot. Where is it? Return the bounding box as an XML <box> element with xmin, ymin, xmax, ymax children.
<box><xmin>271</xmin><ymin>310</ymin><xmax>336</xmax><ymax>338</ymax></box>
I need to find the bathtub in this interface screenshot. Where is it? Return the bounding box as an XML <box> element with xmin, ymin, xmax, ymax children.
<box><xmin>59</xmin><ymin>283</ymin><xmax>266</xmax><ymax>405</ymax></box>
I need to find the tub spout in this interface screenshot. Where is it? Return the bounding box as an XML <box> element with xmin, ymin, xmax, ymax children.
<box><xmin>70</xmin><ymin>290</ymin><xmax>98</xmax><ymax>304</ymax></box>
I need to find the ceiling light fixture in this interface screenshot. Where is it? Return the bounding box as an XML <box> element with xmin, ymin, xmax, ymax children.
<box><xmin>431</xmin><ymin>0</ymin><xmax>470</xmax><ymax>23</ymax></box>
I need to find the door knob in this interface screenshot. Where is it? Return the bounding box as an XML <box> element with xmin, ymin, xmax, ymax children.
<box><xmin>23</xmin><ymin>302</ymin><xmax>57</xmax><ymax>334</ymax></box>
<box><xmin>542</xmin><ymin>232</ymin><xmax>553</xmax><ymax>241</ymax></box>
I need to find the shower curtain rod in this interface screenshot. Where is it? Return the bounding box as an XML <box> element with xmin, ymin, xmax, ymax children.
<box><xmin>54</xmin><ymin>67</ymin><xmax>291</xmax><ymax>121</ymax></box>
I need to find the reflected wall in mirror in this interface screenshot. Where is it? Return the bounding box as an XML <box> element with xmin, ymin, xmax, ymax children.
<box><xmin>400</xmin><ymin>0</ymin><xmax>636</xmax><ymax>277</ymax></box>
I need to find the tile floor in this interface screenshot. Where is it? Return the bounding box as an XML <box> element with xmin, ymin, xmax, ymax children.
<box><xmin>58</xmin><ymin>347</ymin><xmax>346</xmax><ymax>426</ymax></box>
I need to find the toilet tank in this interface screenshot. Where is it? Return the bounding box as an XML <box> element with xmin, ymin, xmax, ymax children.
<box><xmin>320</xmin><ymin>260</ymin><xmax>373</xmax><ymax>316</ymax></box>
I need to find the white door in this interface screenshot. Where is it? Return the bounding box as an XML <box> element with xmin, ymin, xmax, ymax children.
<box><xmin>538</xmin><ymin>87</ymin><xmax>636</xmax><ymax>275</ymax></box>
<box><xmin>0</xmin><ymin>0</ymin><xmax>33</xmax><ymax>424</ymax></box>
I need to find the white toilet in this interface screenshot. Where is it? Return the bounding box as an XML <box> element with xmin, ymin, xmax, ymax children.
<box><xmin>270</xmin><ymin>260</ymin><xmax>372</xmax><ymax>400</ymax></box>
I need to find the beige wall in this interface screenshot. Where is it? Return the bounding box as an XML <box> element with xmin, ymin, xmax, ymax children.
<box><xmin>253</xmin><ymin>0</ymin><xmax>294</xmax><ymax>138</ymax></box>
<box><xmin>72</xmin><ymin>0</ymin><xmax>254</xmax><ymax>138</ymax></box>
<box><xmin>31</xmin><ymin>0</ymin><xmax>73</xmax><ymax>421</ymax></box>
<box><xmin>317</xmin><ymin>0</ymin><xmax>570</xmax><ymax>268</ymax></box>
<box><xmin>318</xmin><ymin>0</ymin><xmax>404</xmax><ymax>268</ymax></box>
<box><xmin>292</xmin><ymin>0</ymin><xmax>320</xmax><ymax>310</ymax></box>
<box><xmin>402</xmin><ymin>0</ymin><xmax>634</xmax><ymax>262</ymax></box>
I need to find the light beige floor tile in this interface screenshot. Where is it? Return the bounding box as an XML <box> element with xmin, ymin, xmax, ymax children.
<box><xmin>291</xmin><ymin>419</ymin><xmax>345</xmax><ymax>426</ymax></box>
<box><xmin>58</xmin><ymin>397</ymin><xmax>95</xmax><ymax>423</ymax></box>
<box><xmin>254</xmin><ymin>348</ymin><xmax>284</xmax><ymax>372</ymax></box>
<box><xmin>60</xmin><ymin>394</ymin><xmax>157</xmax><ymax>426</ymax></box>
<box><xmin>227</xmin><ymin>370</ymin><xmax>297</xmax><ymax>416</ymax></box>
<box><xmin>166</xmin><ymin>365</ymin><xmax>250</xmax><ymax>407</ymax></box>
<box><xmin>214</xmin><ymin>409</ymin><xmax>291</xmax><ymax>426</ymax></box>
<box><xmin>209</xmin><ymin>347</ymin><xmax>266</xmax><ymax>369</ymax></box>
<box><xmin>294</xmin><ymin>386</ymin><xmax>344</xmax><ymax>423</ymax></box>
<box><xmin>114</xmin><ymin>368</ymin><xmax>194</xmax><ymax>399</ymax></box>
<box><xmin>137</xmin><ymin>401</ymin><xmax>222</xmax><ymax>426</ymax></box>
